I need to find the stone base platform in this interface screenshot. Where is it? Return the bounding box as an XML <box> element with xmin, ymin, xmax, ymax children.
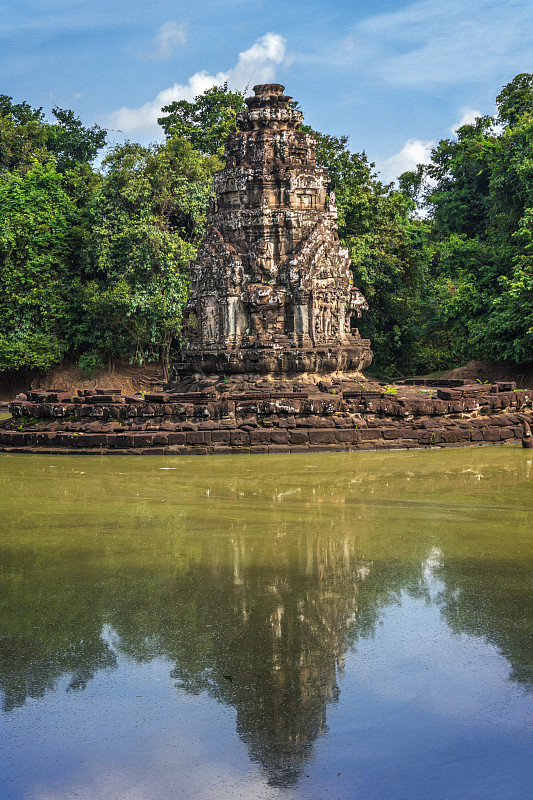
<box><xmin>171</xmin><ymin>341</ymin><xmax>373</xmax><ymax>379</ymax></box>
<box><xmin>1</xmin><ymin>378</ymin><xmax>532</xmax><ymax>455</ymax></box>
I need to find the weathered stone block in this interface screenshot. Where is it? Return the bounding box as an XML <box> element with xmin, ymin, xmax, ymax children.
<box><xmin>211</xmin><ymin>429</ymin><xmax>231</xmax><ymax>444</ymax></box>
<box><xmin>382</xmin><ymin>428</ymin><xmax>402</xmax><ymax>439</ymax></box>
<box><xmin>167</xmin><ymin>432</ymin><xmax>187</xmax><ymax>445</ymax></box>
<box><xmin>186</xmin><ymin>431</ymin><xmax>207</xmax><ymax>444</ymax></box>
<box><xmin>250</xmin><ymin>429</ymin><xmax>273</xmax><ymax>445</ymax></box>
<box><xmin>442</xmin><ymin>430</ymin><xmax>459</xmax><ymax>443</ymax></box>
<box><xmin>140</xmin><ymin>447</ymin><xmax>166</xmax><ymax>455</ymax></box>
<box><xmin>483</xmin><ymin>428</ymin><xmax>501</xmax><ymax>441</ymax></box>
<box><xmin>309</xmin><ymin>429</ymin><xmax>336</xmax><ymax>444</ymax></box>
<box><xmin>331</xmin><ymin>415</ymin><xmax>353</xmax><ymax>428</ymax></box>
<box><xmin>269</xmin><ymin>429</ymin><xmax>288</xmax><ymax>445</ymax></box>
<box><xmin>83</xmin><ymin>434</ymin><xmax>108</xmax><ymax>447</ymax></box>
<box><xmin>132</xmin><ymin>433</ymin><xmax>155</xmax><ymax>447</ymax></box>
<box><xmin>432</xmin><ymin>401</ymin><xmax>447</xmax><ymax>414</ymax></box>
<box><xmin>230</xmin><ymin>430</ymin><xmax>250</xmax><ymax>446</ymax></box>
<box><xmin>334</xmin><ymin>429</ymin><xmax>354</xmax><ymax>443</ymax></box>
<box><xmin>289</xmin><ymin>430</ymin><xmax>310</xmax><ymax>444</ymax></box>
<box><xmin>360</xmin><ymin>429</ymin><xmax>381</xmax><ymax>440</ymax></box>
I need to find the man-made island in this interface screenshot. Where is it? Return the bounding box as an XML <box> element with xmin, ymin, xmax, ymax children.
<box><xmin>1</xmin><ymin>85</ymin><xmax>532</xmax><ymax>454</ymax></box>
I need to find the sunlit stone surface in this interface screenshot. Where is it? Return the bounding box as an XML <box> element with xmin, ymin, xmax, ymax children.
<box><xmin>174</xmin><ymin>84</ymin><xmax>372</xmax><ymax>377</ymax></box>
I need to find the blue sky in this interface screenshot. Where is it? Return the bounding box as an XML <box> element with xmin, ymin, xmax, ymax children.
<box><xmin>2</xmin><ymin>0</ymin><xmax>532</xmax><ymax>181</ymax></box>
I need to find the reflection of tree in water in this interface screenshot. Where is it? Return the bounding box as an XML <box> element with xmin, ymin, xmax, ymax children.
<box><xmin>2</xmin><ymin>532</ymin><xmax>532</xmax><ymax>784</ymax></box>
<box><xmin>0</xmin><ymin>528</ymin><xmax>392</xmax><ymax>786</ymax></box>
<box><xmin>0</xmin><ymin>547</ymin><xmax>118</xmax><ymax>713</ymax></box>
<box><xmin>435</xmin><ymin>559</ymin><xmax>533</xmax><ymax>687</ymax></box>
<box><xmin>1</xmin><ymin>450</ymin><xmax>532</xmax><ymax>785</ymax></box>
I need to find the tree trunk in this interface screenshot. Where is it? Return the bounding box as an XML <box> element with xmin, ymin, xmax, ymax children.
<box><xmin>161</xmin><ymin>335</ymin><xmax>172</xmax><ymax>384</ymax></box>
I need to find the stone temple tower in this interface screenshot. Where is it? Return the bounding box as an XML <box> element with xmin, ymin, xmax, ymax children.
<box><xmin>176</xmin><ymin>83</ymin><xmax>372</xmax><ymax>376</ymax></box>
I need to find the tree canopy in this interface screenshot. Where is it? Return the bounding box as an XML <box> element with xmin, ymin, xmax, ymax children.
<box><xmin>1</xmin><ymin>74</ymin><xmax>533</xmax><ymax>381</ymax></box>
<box><xmin>157</xmin><ymin>83</ymin><xmax>246</xmax><ymax>159</ymax></box>
<box><xmin>401</xmin><ymin>72</ymin><xmax>533</xmax><ymax>367</ymax></box>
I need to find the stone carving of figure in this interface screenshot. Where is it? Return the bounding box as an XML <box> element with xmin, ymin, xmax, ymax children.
<box><xmin>203</xmin><ymin>298</ymin><xmax>218</xmax><ymax>343</ymax></box>
<box><xmin>251</xmin><ymin>242</ymin><xmax>277</xmax><ymax>281</ymax></box>
<box><xmin>312</xmin><ymin>297</ymin><xmax>321</xmax><ymax>339</ymax></box>
<box><xmin>311</xmin><ymin>294</ymin><xmax>334</xmax><ymax>340</ymax></box>
<box><xmin>323</xmin><ymin>305</ymin><xmax>332</xmax><ymax>338</ymax></box>
<box><xmin>319</xmin><ymin>299</ymin><xmax>329</xmax><ymax>338</ymax></box>
<box><xmin>328</xmin><ymin>191</ymin><xmax>337</xmax><ymax>215</ymax></box>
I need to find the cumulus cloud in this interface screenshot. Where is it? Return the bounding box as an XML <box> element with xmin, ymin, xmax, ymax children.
<box><xmin>104</xmin><ymin>33</ymin><xmax>287</xmax><ymax>138</ymax></box>
<box><xmin>450</xmin><ymin>107</ymin><xmax>482</xmax><ymax>136</ymax></box>
<box><xmin>333</xmin><ymin>0</ymin><xmax>533</xmax><ymax>88</ymax></box>
<box><xmin>376</xmin><ymin>105</ymin><xmax>492</xmax><ymax>182</ymax></box>
<box><xmin>376</xmin><ymin>138</ymin><xmax>435</xmax><ymax>184</ymax></box>
<box><xmin>149</xmin><ymin>21</ymin><xmax>187</xmax><ymax>59</ymax></box>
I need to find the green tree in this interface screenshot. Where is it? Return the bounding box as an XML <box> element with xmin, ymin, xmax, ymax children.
<box><xmin>403</xmin><ymin>73</ymin><xmax>533</xmax><ymax>367</ymax></box>
<box><xmin>0</xmin><ymin>97</ymin><xmax>107</xmax><ymax>375</ymax></box>
<box><xmin>76</xmin><ymin>136</ymin><xmax>218</xmax><ymax>379</ymax></box>
<box><xmin>305</xmin><ymin>127</ymin><xmax>433</xmax><ymax>374</ymax></box>
<box><xmin>46</xmin><ymin>106</ymin><xmax>107</xmax><ymax>170</ymax></box>
<box><xmin>0</xmin><ymin>96</ymin><xmax>106</xmax><ymax>174</ymax></box>
<box><xmin>158</xmin><ymin>83</ymin><xmax>246</xmax><ymax>159</ymax></box>
<box><xmin>0</xmin><ymin>161</ymin><xmax>74</xmax><ymax>370</ymax></box>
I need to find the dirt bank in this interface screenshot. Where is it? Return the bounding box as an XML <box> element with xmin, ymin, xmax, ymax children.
<box><xmin>0</xmin><ymin>360</ymin><xmax>165</xmax><ymax>402</ymax></box>
<box><xmin>442</xmin><ymin>360</ymin><xmax>533</xmax><ymax>388</ymax></box>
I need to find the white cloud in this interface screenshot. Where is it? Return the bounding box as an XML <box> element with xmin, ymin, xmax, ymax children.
<box><xmin>333</xmin><ymin>0</ymin><xmax>533</xmax><ymax>88</ymax></box>
<box><xmin>149</xmin><ymin>21</ymin><xmax>187</xmax><ymax>59</ymax></box>
<box><xmin>376</xmin><ymin>138</ymin><xmax>435</xmax><ymax>184</ymax></box>
<box><xmin>450</xmin><ymin>107</ymin><xmax>482</xmax><ymax>136</ymax></box>
<box><xmin>104</xmin><ymin>33</ymin><xmax>287</xmax><ymax>138</ymax></box>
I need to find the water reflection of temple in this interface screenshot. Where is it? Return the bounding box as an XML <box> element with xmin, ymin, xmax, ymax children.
<box><xmin>1</xmin><ymin>451</ymin><xmax>532</xmax><ymax>786</ymax></box>
<box><xmin>168</xmin><ymin>532</ymin><xmax>373</xmax><ymax>786</ymax></box>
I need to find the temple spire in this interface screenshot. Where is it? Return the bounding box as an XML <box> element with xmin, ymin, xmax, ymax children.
<box><xmin>175</xmin><ymin>84</ymin><xmax>372</xmax><ymax>376</ymax></box>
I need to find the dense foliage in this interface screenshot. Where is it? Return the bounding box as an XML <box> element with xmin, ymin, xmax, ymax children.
<box><xmin>303</xmin><ymin>127</ymin><xmax>432</xmax><ymax>374</ymax></box>
<box><xmin>400</xmin><ymin>72</ymin><xmax>533</xmax><ymax>370</ymax></box>
<box><xmin>1</xmin><ymin>75</ymin><xmax>532</xmax><ymax>379</ymax></box>
<box><xmin>0</xmin><ymin>94</ymin><xmax>218</xmax><ymax>378</ymax></box>
<box><xmin>74</xmin><ymin>138</ymin><xmax>217</xmax><ymax>379</ymax></box>
<box><xmin>0</xmin><ymin>97</ymin><xmax>105</xmax><ymax>372</ymax></box>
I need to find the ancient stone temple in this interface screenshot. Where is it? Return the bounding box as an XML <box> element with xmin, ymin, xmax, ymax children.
<box><xmin>174</xmin><ymin>83</ymin><xmax>372</xmax><ymax>377</ymax></box>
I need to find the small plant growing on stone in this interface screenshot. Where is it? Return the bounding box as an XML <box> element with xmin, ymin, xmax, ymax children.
<box><xmin>16</xmin><ymin>416</ymin><xmax>39</xmax><ymax>431</ymax></box>
<box><xmin>384</xmin><ymin>385</ymin><xmax>398</xmax><ymax>395</ymax></box>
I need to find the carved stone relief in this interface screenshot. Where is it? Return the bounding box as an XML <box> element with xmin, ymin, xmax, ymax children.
<box><xmin>178</xmin><ymin>83</ymin><xmax>372</xmax><ymax>374</ymax></box>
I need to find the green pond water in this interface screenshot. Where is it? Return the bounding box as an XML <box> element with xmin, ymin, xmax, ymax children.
<box><xmin>1</xmin><ymin>447</ymin><xmax>532</xmax><ymax>799</ymax></box>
